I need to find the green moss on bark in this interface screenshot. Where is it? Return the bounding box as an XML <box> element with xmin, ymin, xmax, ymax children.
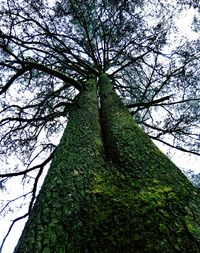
<box><xmin>98</xmin><ymin>73</ymin><xmax>200</xmax><ymax>252</ymax></box>
<box><xmin>14</xmin><ymin>74</ymin><xmax>200</xmax><ymax>253</ymax></box>
<box><xmin>14</xmin><ymin>79</ymin><xmax>105</xmax><ymax>253</ymax></box>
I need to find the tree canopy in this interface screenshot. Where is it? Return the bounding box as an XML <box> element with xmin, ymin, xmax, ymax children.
<box><xmin>0</xmin><ymin>0</ymin><xmax>200</xmax><ymax>251</ymax></box>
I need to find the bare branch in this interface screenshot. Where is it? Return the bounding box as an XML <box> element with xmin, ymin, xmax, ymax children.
<box><xmin>24</xmin><ymin>61</ymin><xmax>83</xmax><ymax>90</ymax></box>
<box><xmin>0</xmin><ymin>192</ymin><xmax>32</xmax><ymax>214</ymax></box>
<box><xmin>0</xmin><ymin>150</ymin><xmax>55</xmax><ymax>178</ymax></box>
<box><xmin>0</xmin><ymin>213</ymin><xmax>29</xmax><ymax>253</ymax></box>
<box><xmin>150</xmin><ymin>135</ymin><xmax>200</xmax><ymax>156</ymax></box>
<box><xmin>127</xmin><ymin>95</ymin><xmax>172</xmax><ymax>109</ymax></box>
<box><xmin>0</xmin><ymin>67</ymin><xmax>30</xmax><ymax>95</ymax></box>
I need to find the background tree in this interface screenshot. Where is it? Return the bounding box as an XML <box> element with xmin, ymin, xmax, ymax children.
<box><xmin>0</xmin><ymin>0</ymin><xmax>200</xmax><ymax>252</ymax></box>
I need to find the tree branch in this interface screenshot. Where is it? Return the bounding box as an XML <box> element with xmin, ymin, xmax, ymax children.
<box><xmin>24</xmin><ymin>61</ymin><xmax>82</xmax><ymax>90</ymax></box>
<box><xmin>0</xmin><ymin>150</ymin><xmax>55</xmax><ymax>178</ymax></box>
<box><xmin>150</xmin><ymin>135</ymin><xmax>200</xmax><ymax>156</ymax></box>
<box><xmin>110</xmin><ymin>51</ymin><xmax>152</xmax><ymax>76</ymax></box>
<box><xmin>0</xmin><ymin>213</ymin><xmax>29</xmax><ymax>253</ymax></box>
<box><xmin>0</xmin><ymin>67</ymin><xmax>30</xmax><ymax>95</ymax></box>
<box><xmin>127</xmin><ymin>95</ymin><xmax>172</xmax><ymax>109</ymax></box>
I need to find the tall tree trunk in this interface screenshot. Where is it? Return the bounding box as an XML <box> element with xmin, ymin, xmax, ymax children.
<box><xmin>98</xmin><ymin>73</ymin><xmax>200</xmax><ymax>252</ymax></box>
<box><xmin>14</xmin><ymin>75</ymin><xmax>200</xmax><ymax>253</ymax></box>
<box><xmin>14</xmin><ymin>79</ymin><xmax>105</xmax><ymax>253</ymax></box>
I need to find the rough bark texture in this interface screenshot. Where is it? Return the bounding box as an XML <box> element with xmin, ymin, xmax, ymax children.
<box><xmin>14</xmin><ymin>79</ymin><xmax>105</xmax><ymax>253</ymax></box>
<box><xmin>98</xmin><ymin>73</ymin><xmax>200</xmax><ymax>252</ymax></box>
<box><xmin>14</xmin><ymin>75</ymin><xmax>200</xmax><ymax>253</ymax></box>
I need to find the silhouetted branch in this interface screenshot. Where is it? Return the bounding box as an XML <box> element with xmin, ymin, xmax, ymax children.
<box><xmin>0</xmin><ymin>213</ymin><xmax>29</xmax><ymax>253</ymax></box>
<box><xmin>127</xmin><ymin>95</ymin><xmax>171</xmax><ymax>109</ymax></box>
<box><xmin>150</xmin><ymin>135</ymin><xmax>200</xmax><ymax>156</ymax></box>
<box><xmin>24</xmin><ymin>61</ymin><xmax>82</xmax><ymax>90</ymax></box>
<box><xmin>0</xmin><ymin>149</ymin><xmax>55</xmax><ymax>178</ymax></box>
<box><xmin>0</xmin><ymin>67</ymin><xmax>30</xmax><ymax>95</ymax></box>
<box><xmin>0</xmin><ymin>192</ymin><xmax>32</xmax><ymax>214</ymax></box>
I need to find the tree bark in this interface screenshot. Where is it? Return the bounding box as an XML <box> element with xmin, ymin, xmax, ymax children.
<box><xmin>98</xmin><ymin>73</ymin><xmax>200</xmax><ymax>252</ymax></box>
<box><xmin>14</xmin><ymin>78</ymin><xmax>105</xmax><ymax>253</ymax></box>
<box><xmin>14</xmin><ymin>75</ymin><xmax>200</xmax><ymax>253</ymax></box>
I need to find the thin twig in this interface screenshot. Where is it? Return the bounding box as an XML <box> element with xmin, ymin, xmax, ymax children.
<box><xmin>0</xmin><ymin>213</ymin><xmax>29</xmax><ymax>253</ymax></box>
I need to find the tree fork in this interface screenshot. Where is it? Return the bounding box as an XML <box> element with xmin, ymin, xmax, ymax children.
<box><xmin>13</xmin><ymin>74</ymin><xmax>200</xmax><ymax>253</ymax></box>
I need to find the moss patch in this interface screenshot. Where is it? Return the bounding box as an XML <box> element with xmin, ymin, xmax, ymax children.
<box><xmin>98</xmin><ymin>73</ymin><xmax>200</xmax><ymax>252</ymax></box>
<box><xmin>86</xmin><ymin>164</ymin><xmax>200</xmax><ymax>252</ymax></box>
